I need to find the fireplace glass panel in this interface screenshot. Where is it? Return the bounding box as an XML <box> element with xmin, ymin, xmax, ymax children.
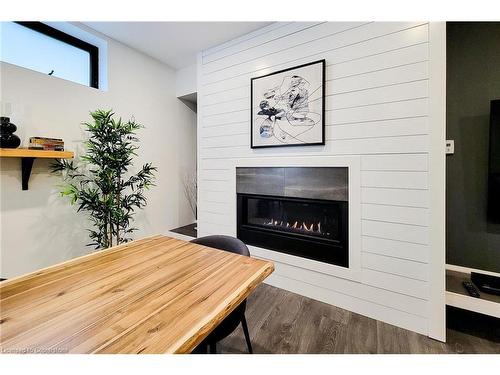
<box><xmin>245</xmin><ymin>196</ymin><xmax>340</xmax><ymax>241</ymax></box>
<box><xmin>237</xmin><ymin>193</ymin><xmax>348</xmax><ymax>267</ymax></box>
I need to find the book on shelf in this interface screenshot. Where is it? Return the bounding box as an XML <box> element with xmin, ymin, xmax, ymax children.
<box><xmin>29</xmin><ymin>136</ymin><xmax>64</xmax><ymax>143</ymax></box>
<box><xmin>28</xmin><ymin>137</ymin><xmax>65</xmax><ymax>151</ymax></box>
<box><xmin>28</xmin><ymin>145</ymin><xmax>65</xmax><ymax>151</ymax></box>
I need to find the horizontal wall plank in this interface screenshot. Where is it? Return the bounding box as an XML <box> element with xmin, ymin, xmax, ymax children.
<box><xmin>327</xmin><ymin>79</ymin><xmax>428</xmax><ymax>111</ymax></box>
<box><xmin>327</xmin><ymin>61</ymin><xmax>428</xmax><ymax>95</ymax></box>
<box><xmin>362</xmin><ymin>220</ymin><xmax>429</xmax><ymax>245</ymax></box>
<box><xmin>330</xmin><ymin>116</ymin><xmax>428</xmax><ymax>139</ymax></box>
<box><xmin>198</xmin><ymin>155</ymin><xmax>428</xmax><ymax>174</ymax></box>
<box><xmin>198</xmin><ymin>211</ymin><xmax>232</xmax><ymax>226</ymax></box>
<box><xmin>200</xmin><ymin>133</ymin><xmax>248</xmax><ymax>148</ymax></box>
<box><xmin>204</xmin><ymin>98</ymin><xmax>250</xmax><ymax>117</ymax></box>
<box><xmin>198</xmin><ymin>169</ymin><xmax>231</xmax><ymax>181</ymax></box>
<box><xmin>202</xmin><ymin>110</ymin><xmax>248</xmax><ymax>127</ymax></box>
<box><xmin>326</xmin><ymin>98</ymin><xmax>428</xmax><ymax>125</ymax></box>
<box><xmin>361</xmin><ymin>154</ymin><xmax>428</xmax><ymax>171</ymax></box>
<box><xmin>198</xmin><ymin>190</ymin><xmax>231</xmax><ymax>204</ymax></box>
<box><xmin>201</xmin><ymin>119</ymin><xmax>429</xmax><ymax>147</ymax></box>
<box><xmin>196</xmin><ymin>221</ymin><xmax>234</xmax><ymax>237</ymax></box>
<box><xmin>200</xmin><ymin>116</ymin><xmax>428</xmax><ymax>142</ymax></box>
<box><xmin>201</xmin><ymin>122</ymin><xmax>247</xmax><ymax>138</ymax></box>
<box><xmin>326</xmin><ymin>135</ymin><xmax>428</xmax><ymax>155</ymax></box>
<box><xmin>362</xmin><ymin>252</ymin><xmax>429</xmax><ymax>281</ymax></box>
<box><xmin>199</xmin><ymin>200</ymin><xmax>231</xmax><ymax>215</ymax></box>
<box><xmin>327</xmin><ymin>43</ymin><xmax>429</xmax><ymax>79</ymax></box>
<box><xmin>199</xmin><ymin>136</ymin><xmax>429</xmax><ymax>159</ymax></box>
<box><xmin>362</xmin><ymin>236</ymin><xmax>429</xmax><ymax>263</ymax></box>
<box><xmin>198</xmin><ymin>158</ymin><xmax>234</xmax><ymax>170</ymax></box>
<box><xmin>361</xmin><ymin>171</ymin><xmax>428</xmax><ymax>189</ymax></box>
<box><xmin>203</xmin><ymin>86</ymin><xmax>249</xmax><ymax>107</ymax></box>
<box><xmin>362</xmin><ymin>203</ymin><xmax>429</xmax><ymax>226</ymax></box>
<box><xmin>199</xmin><ymin>180</ymin><xmax>231</xmax><ymax>192</ymax></box>
<box><xmin>361</xmin><ymin>187</ymin><xmax>429</xmax><ymax>208</ymax></box>
<box><xmin>361</xmin><ymin>268</ymin><xmax>429</xmax><ymax>299</ymax></box>
<box><xmin>200</xmin><ymin>130</ymin><xmax>427</xmax><ymax>149</ymax></box>
<box><xmin>200</xmin><ymin>135</ymin><xmax>421</xmax><ymax>151</ymax></box>
<box><xmin>199</xmin><ymin>140</ymin><xmax>429</xmax><ymax>159</ymax></box>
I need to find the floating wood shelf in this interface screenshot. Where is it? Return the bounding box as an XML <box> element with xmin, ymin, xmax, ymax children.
<box><xmin>0</xmin><ymin>148</ymin><xmax>74</xmax><ymax>159</ymax></box>
<box><xmin>0</xmin><ymin>148</ymin><xmax>74</xmax><ymax>190</ymax></box>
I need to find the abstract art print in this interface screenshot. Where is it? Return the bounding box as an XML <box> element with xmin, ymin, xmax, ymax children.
<box><xmin>251</xmin><ymin>59</ymin><xmax>325</xmax><ymax>148</ymax></box>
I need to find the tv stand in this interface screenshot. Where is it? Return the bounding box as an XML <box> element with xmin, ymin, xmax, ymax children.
<box><xmin>446</xmin><ymin>267</ymin><xmax>500</xmax><ymax>318</ymax></box>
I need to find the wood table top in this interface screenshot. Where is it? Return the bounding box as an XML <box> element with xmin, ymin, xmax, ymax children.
<box><xmin>0</xmin><ymin>235</ymin><xmax>274</xmax><ymax>354</ymax></box>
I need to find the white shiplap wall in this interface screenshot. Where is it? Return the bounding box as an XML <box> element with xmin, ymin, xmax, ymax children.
<box><xmin>197</xmin><ymin>22</ymin><xmax>442</xmax><ymax>338</ymax></box>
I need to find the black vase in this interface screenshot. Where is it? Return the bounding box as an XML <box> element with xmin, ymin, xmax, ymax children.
<box><xmin>0</xmin><ymin>117</ymin><xmax>21</xmax><ymax>148</ymax></box>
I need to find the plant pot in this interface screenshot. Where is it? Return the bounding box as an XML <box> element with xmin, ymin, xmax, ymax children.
<box><xmin>0</xmin><ymin>117</ymin><xmax>21</xmax><ymax>148</ymax></box>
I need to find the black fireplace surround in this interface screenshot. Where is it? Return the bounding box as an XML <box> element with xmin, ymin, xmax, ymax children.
<box><xmin>236</xmin><ymin>167</ymin><xmax>349</xmax><ymax>267</ymax></box>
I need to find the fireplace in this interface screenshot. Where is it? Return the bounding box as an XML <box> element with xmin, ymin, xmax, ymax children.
<box><xmin>236</xmin><ymin>167</ymin><xmax>349</xmax><ymax>267</ymax></box>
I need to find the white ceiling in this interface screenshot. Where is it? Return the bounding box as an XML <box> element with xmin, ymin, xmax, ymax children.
<box><xmin>83</xmin><ymin>22</ymin><xmax>272</xmax><ymax>70</ymax></box>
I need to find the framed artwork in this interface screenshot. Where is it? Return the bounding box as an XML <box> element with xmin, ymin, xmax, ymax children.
<box><xmin>250</xmin><ymin>59</ymin><xmax>325</xmax><ymax>148</ymax></box>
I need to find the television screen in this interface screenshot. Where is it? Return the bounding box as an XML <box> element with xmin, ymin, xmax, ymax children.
<box><xmin>488</xmin><ymin>100</ymin><xmax>500</xmax><ymax>222</ymax></box>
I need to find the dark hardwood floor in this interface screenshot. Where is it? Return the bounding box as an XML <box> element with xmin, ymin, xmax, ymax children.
<box><xmin>217</xmin><ymin>284</ymin><xmax>500</xmax><ymax>354</ymax></box>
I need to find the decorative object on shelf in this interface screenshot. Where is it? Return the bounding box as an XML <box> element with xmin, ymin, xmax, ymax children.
<box><xmin>28</xmin><ymin>136</ymin><xmax>64</xmax><ymax>151</ymax></box>
<box><xmin>250</xmin><ymin>59</ymin><xmax>325</xmax><ymax>148</ymax></box>
<box><xmin>0</xmin><ymin>117</ymin><xmax>21</xmax><ymax>149</ymax></box>
<box><xmin>51</xmin><ymin>109</ymin><xmax>157</xmax><ymax>249</ymax></box>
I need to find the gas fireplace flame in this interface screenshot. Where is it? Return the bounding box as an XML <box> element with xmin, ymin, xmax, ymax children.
<box><xmin>265</xmin><ymin>218</ymin><xmax>324</xmax><ymax>234</ymax></box>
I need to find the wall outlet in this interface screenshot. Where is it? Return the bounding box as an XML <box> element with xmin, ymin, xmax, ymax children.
<box><xmin>446</xmin><ymin>140</ymin><xmax>455</xmax><ymax>155</ymax></box>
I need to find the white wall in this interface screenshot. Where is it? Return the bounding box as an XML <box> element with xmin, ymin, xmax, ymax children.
<box><xmin>175</xmin><ymin>63</ymin><xmax>198</xmax><ymax>221</ymax></box>
<box><xmin>0</xmin><ymin>26</ymin><xmax>196</xmax><ymax>278</ymax></box>
<box><xmin>176</xmin><ymin>64</ymin><xmax>197</xmax><ymax>98</ymax></box>
<box><xmin>197</xmin><ymin>22</ymin><xmax>446</xmax><ymax>339</ymax></box>
<box><xmin>177</xmin><ymin>98</ymin><xmax>198</xmax><ymax>223</ymax></box>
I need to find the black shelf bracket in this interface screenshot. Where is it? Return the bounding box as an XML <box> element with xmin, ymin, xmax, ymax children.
<box><xmin>21</xmin><ymin>157</ymin><xmax>35</xmax><ymax>190</ymax></box>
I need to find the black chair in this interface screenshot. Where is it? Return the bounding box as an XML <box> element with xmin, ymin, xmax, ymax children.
<box><xmin>191</xmin><ymin>235</ymin><xmax>253</xmax><ymax>354</ymax></box>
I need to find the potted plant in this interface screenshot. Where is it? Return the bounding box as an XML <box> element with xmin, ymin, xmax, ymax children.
<box><xmin>51</xmin><ymin>109</ymin><xmax>157</xmax><ymax>249</ymax></box>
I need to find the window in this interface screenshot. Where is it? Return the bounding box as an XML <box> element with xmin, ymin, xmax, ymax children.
<box><xmin>1</xmin><ymin>22</ymin><xmax>99</xmax><ymax>88</ymax></box>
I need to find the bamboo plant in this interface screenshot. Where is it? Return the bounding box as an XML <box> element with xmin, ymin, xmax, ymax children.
<box><xmin>51</xmin><ymin>109</ymin><xmax>157</xmax><ymax>249</ymax></box>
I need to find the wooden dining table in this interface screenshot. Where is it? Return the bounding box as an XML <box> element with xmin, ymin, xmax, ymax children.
<box><xmin>0</xmin><ymin>235</ymin><xmax>274</xmax><ymax>354</ymax></box>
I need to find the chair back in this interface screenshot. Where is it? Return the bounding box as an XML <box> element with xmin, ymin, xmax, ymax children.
<box><xmin>191</xmin><ymin>235</ymin><xmax>253</xmax><ymax>352</ymax></box>
<box><xmin>190</xmin><ymin>235</ymin><xmax>250</xmax><ymax>257</ymax></box>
